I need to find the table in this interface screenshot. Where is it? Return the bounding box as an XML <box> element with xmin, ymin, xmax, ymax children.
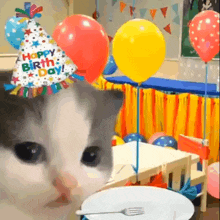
<box><xmin>102</xmin><ymin>141</ymin><xmax>200</xmax><ymax>190</ymax></box>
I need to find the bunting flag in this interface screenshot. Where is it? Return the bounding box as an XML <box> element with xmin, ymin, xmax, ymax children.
<box><xmin>161</xmin><ymin>7</ymin><xmax>168</xmax><ymax>18</ymax></box>
<box><xmin>139</xmin><ymin>8</ymin><xmax>147</xmax><ymax>18</ymax></box>
<box><xmin>92</xmin><ymin>10</ymin><xmax>99</xmax><ymax>20</ymax></box>
<box><xmin>173</xmin><ymin>15</ymin><xmax>180</xmax><ymax>25</ymax></box>
<box><xmin>130</xmin><ymin>6</ymin><xmax>136</xmax><ymax>17</ymax></box>
<box><xmin>164</xmin><ymin>24</ymin><xmax>171</xmax><ymax>34</ymax></box>
<box><xmin>112</xmin><ymin>0</ymin><xmax>118</xmax><ymax>6</ymax></box>
<box><xmin>108</xmin><ymin>35</ymin><xmax>113</xmax><ymax>42</ymax></box>
<box><xmin>120</xmin><ymin>1</ymin><xmax>126</xmax><ymax>12</ymax></box>
<box><xmin>172</xmin><ymin>4</ymin><xmax>179</xmax><ymax>15</ymax></box>
<box><xmin>150</xmin><ymin>9</ymin><xmax>157</xmax><ymax>20</ymax></box>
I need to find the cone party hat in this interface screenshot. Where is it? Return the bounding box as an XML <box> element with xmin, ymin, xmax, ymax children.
<box><xmin>4</xmin><ymin>3</ymin><xmax>83</xmax><ymax>98</ymax></box>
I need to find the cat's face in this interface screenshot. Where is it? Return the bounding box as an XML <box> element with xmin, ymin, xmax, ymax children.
<box><xmin>0</xmin><ymin>74</ymin><xmax>123</xmax><ymax>220</ymax></box>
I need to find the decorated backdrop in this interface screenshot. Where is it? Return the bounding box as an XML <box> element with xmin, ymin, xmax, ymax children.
<box><xmin>97</xmin><ymin>0</ymin><xmax>183</xmax><ymax>60</ymax></box>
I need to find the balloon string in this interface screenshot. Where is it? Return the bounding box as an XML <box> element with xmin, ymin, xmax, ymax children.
<box><xmin>202</xmin><ymin>63</ymin><xmax>208</xmax><ymax>146</ymax></box>
<box><xmin>96</xmin><ymin>0</ymin><xmax>99</xmax><ymax>20</ymax></box>
<box><xmin>136</xmin><ymin>83</ymin><xmax>141</xmax><ymax>182</ymax></box>
<box><xmin>133</xmin><ymin>0</ymin><xmax>136</xmax><ymax>19</ymax></box>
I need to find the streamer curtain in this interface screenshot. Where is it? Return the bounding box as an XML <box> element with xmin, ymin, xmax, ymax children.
<box><xmin>93</xmin><ymin>76</ymin><xmax>219</xmax><ymax>164</ymax></box>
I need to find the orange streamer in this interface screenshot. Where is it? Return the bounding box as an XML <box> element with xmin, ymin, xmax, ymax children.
<box><xmin>140</xmin><ymin>89</ymin><xmax>144</xmax><ymax>136</ymax></box>
<box><xmin>152</xmin><ymin>89</ymin><xmax>156</xmax><ymax>134</ymax></box>
<box><xmin>172</xmin><ymin>95</ymin><xmax>179</xmax><ymax>137</ymax></box>
<box><xmin>164</xmin><ymin>93</ymin><xmax>167</xmax><ymax>134</ymax></box>
<box><xmin>121</xmin><ymin>85</ymin><xmax>127</xmax><ymax>138</ymax></box>
<box><xmin>185</xmin><ymin>94</ymin><xmax>191</xmax><ymax>136</ymax></box>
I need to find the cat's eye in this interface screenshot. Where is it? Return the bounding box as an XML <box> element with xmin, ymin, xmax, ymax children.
<box><xmin>14</xmin><ymin>142</ymin><xmax>45</xmax><ymax>164</ymax></box>
<box><xmin>81</xmin><ymin>146</ymin><xmax>101</xmax><ymax>167</ymax></box>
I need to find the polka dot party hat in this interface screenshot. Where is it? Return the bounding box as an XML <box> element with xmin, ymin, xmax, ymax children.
<box><xmin>4</xmin><ymin>3</ymin><xmax>84</xmax><ymax>98</ymax></box>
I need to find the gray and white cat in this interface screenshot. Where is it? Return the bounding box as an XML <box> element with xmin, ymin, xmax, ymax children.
<box><xmin>0</xmin><ymin>72</ymin><xmax>123</xmax><ymax>220</ymax></box>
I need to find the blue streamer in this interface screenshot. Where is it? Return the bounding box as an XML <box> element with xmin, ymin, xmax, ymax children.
<box><xmin>33</xmin><ymin>13</ymin><xmax>42</xmax><ymax>18</ymax></box>
<box><xmin>24</xmin><ymin>2</ymin><xmax>31</xmax><ymax>15</ymax></box>
<box><xmin>168</xmin><ymin>178</ymin><xmax>197</xmax><ymax>201</ymax></box>
<box><xmin>51</xmin><ymin>84</ymin><xmax>59</xmax><ymax>94</ymax></box>
<box><xmin>4</xmin><ymin>84</ymin><xmax>16</xmax><ymax>91</ymax></box>
<box><xmin>71</xmin><ymin>73</ymin><xmax>85</xmax><ymax>81</ymax></box>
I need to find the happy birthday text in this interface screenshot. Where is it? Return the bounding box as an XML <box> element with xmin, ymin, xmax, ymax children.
<box><xmin>21</xmin><ymin>49</ymin><xmax>64</xmax><ymax>76</ymax></box>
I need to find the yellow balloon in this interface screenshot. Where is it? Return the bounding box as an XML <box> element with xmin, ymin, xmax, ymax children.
<box><xmin>113</xmin><ymin>19</ymin><xmax>166</xmax><ymax>83</ymax></box>
<box><xmin>165</xmin><ymin>147</ymin><xmax>175</xmax><ymax>150</ymax></box>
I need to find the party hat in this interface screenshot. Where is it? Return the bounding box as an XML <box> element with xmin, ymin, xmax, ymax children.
<box><xmin>4</xmin><ymin>3</ymin><xmax>84</xmax><ymax>98</ymax></box>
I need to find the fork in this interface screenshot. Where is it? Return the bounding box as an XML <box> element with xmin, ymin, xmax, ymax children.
<box><xmin>76</xmin><ymin>207</ymin><xmax>145</xmax><ymax>216</ymax></box>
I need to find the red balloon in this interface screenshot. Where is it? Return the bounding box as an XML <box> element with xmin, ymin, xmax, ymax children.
<box><xmin>189</xmin><ymin>10</ymin><xmax>220</xmax><ymax>63</ymax></box>
<box><xmin>53</xmin><ymin>15</ymin><xmax>109</xmax><ymax>83</ymax></box>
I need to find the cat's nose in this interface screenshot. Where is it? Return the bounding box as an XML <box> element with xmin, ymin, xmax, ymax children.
<box><xmin>52</xmin><ymin>172</ymin><xmax>78</xmax><ymax>200</ymax></box>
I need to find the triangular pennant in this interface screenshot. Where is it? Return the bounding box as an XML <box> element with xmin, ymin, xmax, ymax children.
<box><xmin>120</xmin><ymin>1</ymin><xmax>126</xmax><ymax>12</ymax></box>
<box><xmin>92</xmin><ymin>10</ymin><xmax>100</xmax><ymax>20</ymax></box>
<box><xmin>130</xmin><ymin>6</ymin><xmax>136</xmax><ymax>17</ymax></box>
<box><xmin>108</xmin><ymin>36</ymin><xmax>113</xmax><ymax>42</ymax></box>
<box><xmin>164</xmin><ymin>24</ymin><xmax>171</xmax><ymax>34</ymax></box>
<box><xmin>150</xmin><ymin>9</ymin><xmax>157</xmax><ymax>20</ymax></box>
<box><xmin>139</xmin><ymin>8</ymin><xmax>147</xmax><ymax>18</ymax></box>
<box><xmin>173</xmin><ymin>15</ymin><xmax>180</xmax><ymax>25</ymax></box>
<box><xmin>112</xmin><ymin>0</ymin><xmax>118</xmax><ymax>6</ymax></box>
<box><xmin>161</xmin><ymin>7</ymin><xmax>168</xmax><ymax>18</ymax></box>
<box><xmin>172</xmin><ymin>4</ymin><xmax>178</xmax><ymax>15</ymax></box>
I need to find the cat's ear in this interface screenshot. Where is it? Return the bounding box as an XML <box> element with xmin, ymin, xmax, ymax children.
<box><xmin>103</xmin><ymin>89</ymin><xmax>124</xmax><ymax>114</ymax></box>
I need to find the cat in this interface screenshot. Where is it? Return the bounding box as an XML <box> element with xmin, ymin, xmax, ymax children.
<box><xmin>0</xmin><ymin>72</ymin><xmax>123</xmax><ymax>220</ymax></box>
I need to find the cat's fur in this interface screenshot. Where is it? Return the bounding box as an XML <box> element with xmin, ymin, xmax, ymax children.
<box><xmin>0</xmin><ymin>72</ymin><xmax>123</xmax><ymax>220</ymax></box>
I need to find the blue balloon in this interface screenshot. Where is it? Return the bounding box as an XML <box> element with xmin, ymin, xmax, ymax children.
<box><xmin>123</xmin><ymin>133</ymin><xmax>147</xmax><ymax>143</ymax></box>
<box><xmin>153</xmin><ymin>136</ymin><xmax>177</xmax><ymax>149</ymax></box>
<box><xmin>5</xmin><ymin>16</ymin><xmax>28</xmax><ymax>50</ymax></box>
<box><xmin>103</xmin><ymin>55</ymin><xmax>118</xmax><ymax>75</ymax></box>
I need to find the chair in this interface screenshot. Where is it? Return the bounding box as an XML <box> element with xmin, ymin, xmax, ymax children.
<box><xmin>178</xmin><ymin>134</ymin><xmax>210</xmax><ymax>212</ymax></box>
<box><xmin>161</xmin><ymin>155</ymin><xmax>192</xmax><ymax>190</ymax></box>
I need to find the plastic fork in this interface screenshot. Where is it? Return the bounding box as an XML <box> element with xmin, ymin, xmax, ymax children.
<box><xmin>76</xmin><ymin>207</ymin><xmax>145</xmax><ymax>216</ymax></box>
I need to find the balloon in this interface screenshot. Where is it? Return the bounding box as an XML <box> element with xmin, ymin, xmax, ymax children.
<box><xmin>152</xmin><ymin>136</ymin><xmax>177</xmax><ymax>149</ymax></box>
<box><xmin>148</xmin><ymin>132</ymin><xmax>166</xmax><ymax>144</ymax></box>
<box><xmin>189</xmin><ymin>10</ymin><xmax>220</xmax><ymax>63</ymax></box>
<box><xmin>123</xmin><ymin>133</ymin><xmax>147</xmax><ymax>143</ymax></box>
<box><xmin>5</xmin><ymin>16</ymin><xmax>28</xmax><ymax>50</ymax></box>
<box><xmin>113</xmin><ymin>19</ymin><xmax>166</xmax><ymax>83</ymax></box>
<box><xmin>207</xmin><ymin>162</ymin><xmax>219</xmax><ymax>199</ymax></box>
<box><xmin>112</xmin><ymin>135</ymin><xmax>125</xmax><ymax>146</ymax></box>
<box><xmin>103</xmin><ymin>55</ymin><xmax>118</xmax><ymax>75</ymax></box>
<box><xmin>164</xmin><ymin>147</ymin><xmax>175</xmax><ymax>150</ymax></box>
<box><xmin>53</xmin><ymin>14</ymin><xmax>109</xmax><ymax>84</ymax></box>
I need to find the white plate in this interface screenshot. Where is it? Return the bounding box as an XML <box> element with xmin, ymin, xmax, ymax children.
<box><xmin>81</xmin><ymin>186</ymin><xmax>194</xmax><ymax>220</ymax></box>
